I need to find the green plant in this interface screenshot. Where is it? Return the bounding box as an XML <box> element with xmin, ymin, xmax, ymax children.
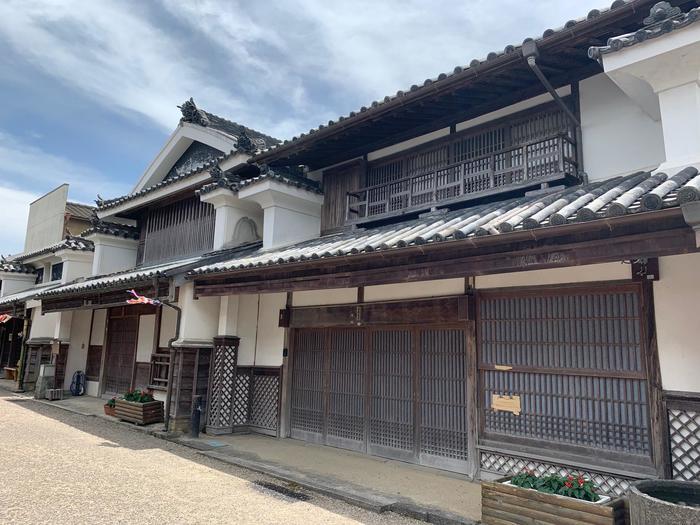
<box><xmin>105</xmin><ymin>397</ymin><xmax>116</xmax><ymax>408</ymax></box>
<box><xmin>510</xmin><ymin>470</ymin><xmax>600</xmax><ymax>502</ymax></box>
<box><xmin>122</xmin><ymin>388</ymin><xmax>155</xmax><ymax>403</ymax></box>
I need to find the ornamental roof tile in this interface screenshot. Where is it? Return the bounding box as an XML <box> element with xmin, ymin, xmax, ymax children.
<box><xmin>0</xmin><ymin>259</ymin><xmax>35</xmax><ymax>274</ymax></box>
<box><xmin>589</xmin><ymin>1</ymin><xmax>700</xmax><ymax>59</ymax></box>
<box><xmin>197</xmin><ymin>165</ymin><xmax>322</xmax><ymax>196</ymax></box>
<box><xmin>0</xmin><ymin>282</ymin><xmax>64</xmax><ymax>308</ymax></box>
<box><xmin>191</xmin><ymin>166</ymin><xmax>700</xmax><ymax>276</ymax></box>
<box><xmin>81</xmin><ymin>220</ymin><xmax>140</xmax><ymax>240</ymax></box>
<box><xmin>13</xmin><ymin>236</ymin><xmax>94</xmax><ymax>263</ymax></box>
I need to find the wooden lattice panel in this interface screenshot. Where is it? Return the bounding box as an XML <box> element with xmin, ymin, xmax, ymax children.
<box><xmin>206</xmin><ymin>337</ymin><xmax>239</xmax><ymax>432</ymax></box>
<box><xmin>327</xmin><ymin>329</ymin><xmax>365</xmax><ymax>448</ymax></box>
<box><xmin>249</xmin><ymin>371</ymin><xmax>280</xmax><ymax>431</ymax></box>
<box><xmin>480</xmin><ymin>451</ymin><xmax>633</xmax><ymax>497</ymax></box>
<box><xmin>232</xmin><ymin>372</ymin><xmax>250</xmax><ymax>426</ymax></box>
<box><xmin>291</xmin><ymin>329</ymin><xmax>325</xmax><ymax>439</ymax></box>
<box><xmin>478</xmin><ymin>285</ymin><xmax>651</xmax><ymax>460</ymax></box>
<box><xmin>420</xmin><ymin>329</ymin><xmax>468</xmax><ymax>462</ymax></box>
<box><xmin>370</xmin><ymin>329</ymin><xmax>414</xmax><ymax>457</ymax></box>
<box><xmin>667</xmin><ymin>399</ymin><xmax>700</xmax><ymax>481</ymax></box>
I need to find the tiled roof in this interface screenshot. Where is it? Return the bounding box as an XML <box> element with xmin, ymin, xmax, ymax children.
<box><xmin>0</xmin><ymin>259</ymin><xmax>36</xmax><ymax>274</ymax></box>
<box><xmin>197</xmin><ymin>165</ymin><xmax>322</xmax><ymax>196</ymax></box>
<box><xmin>96</xmin><ymin>151</ymin><xmax>233</xmax><ymax>211</ymax></box>
<box><xmin>191</xmin><ymin>167</ymin><xmax>700</xmax><ymax>276</ymax></box>
<box><xmin>589</xmin><ymin>2</ymin><xmax>700</xmax><ymax>59</ymax></box>
<box><xmin>253</xmin><ymin>0</ymin><xmax>642</xmax><ymax>160</ymax></box>
<box><xmin>13</xmin><ymin>236</ymin><xmax>94</xmax><ymax>263</ymax></box>
<box><xmin>81</xmin><ymin>220</ymin><xmax>140</xmax><ymax>240</ymax></box>
<box><xmin>0</xmin><ymin>282</ymin><xmax>63</xmax><ymax>307</ymax></box>
<box><xmin>65</xmin><ymin>201</ymin><xmax>96</xmax><ymax>220</ymax></box>
<box><xmin>38</xmin><ymin>242</ymin><xmax>262</xmax><ymax>298</ymax></box>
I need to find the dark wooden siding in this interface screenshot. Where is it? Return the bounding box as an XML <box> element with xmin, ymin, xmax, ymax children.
<box><xmin>138</xmin><ymin>196</ymin><xmax>215</xmax><ymax>265</ymax></box>
<box><xmin>320</xmin><ymin>161</ymin><xmax>362</xmax><ymax>234</ymax></box>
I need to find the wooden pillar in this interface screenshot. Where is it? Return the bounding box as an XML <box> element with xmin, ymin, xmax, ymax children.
<box><xmin>279</xmin><ymin>292</ymin><xmax>293</xmax><ymax>438</ymax></box>
<box><xmin>465</xmin><ymin>293</ymin><xmax>479</xmax><ymax>480</ymax></box>
<box><xmin>641</xmin><ymin>280</ymin><xmax>672</xmax><ymax>479</ymax></box>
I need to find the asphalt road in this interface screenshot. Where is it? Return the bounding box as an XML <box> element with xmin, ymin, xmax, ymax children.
<box><xmin>0</xmin><ymin>392</ymin><xmax>418</xmax><ymax>525</ymax></box>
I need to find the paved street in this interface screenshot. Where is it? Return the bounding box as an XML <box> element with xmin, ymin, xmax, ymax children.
<box><xmin>0</xmin><ymin>392</ymin><xmax>418</xmax><ymax>525</ymax></box>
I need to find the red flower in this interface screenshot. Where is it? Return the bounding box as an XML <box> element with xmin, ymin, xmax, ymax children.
<box><xmin>578</xmin><ymin>477</ymin><xmax>585</xmax><ymax>487</ymax></box>
<box><xmin>565</xmin><ymin>481</ymin><xmax>573</xmax><ymax>488</ymax></box>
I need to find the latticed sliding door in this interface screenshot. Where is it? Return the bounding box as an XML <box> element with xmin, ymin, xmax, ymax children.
<box><xmin>477</xmin><ymin>284</ymin><xmax>653</xmax><ymax>478</ymax></box>
<box><xmin>419</xmin><ymin>328</ymin><xmax>469</xmax><ymax>471</ymax></box>
<box><xmin>327</xmin><ymin>328</ymin><xmax>366</xmax><ymax>451</ymax></box>
<box><xmin>369</xmin><ymin>328</ymin><xmax>415</xmax><ymax>462</ymax></box>
<box><xmin>290</xmin><ymin>329</ymin><xmax>325</xmax><ymax>443</ymax></box>
<box><xmin>104</xmin><ymin>315</ymin><xmax>138</xmax><ymax>394</ymax></box>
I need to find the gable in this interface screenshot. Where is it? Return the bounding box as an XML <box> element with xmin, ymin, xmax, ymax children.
<box><xmin>163</xmin><ymin>142</ymin><xmax>224</xmax><ymax>182</ymax></box>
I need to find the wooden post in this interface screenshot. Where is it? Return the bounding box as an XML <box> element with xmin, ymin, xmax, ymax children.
<box><xmin>279</xmin><ymin>292</ymin><xmax>293</xmax><ymax>438</ymax></box>
<box><xmin>97</xmin><ymin>309</ymin><xmax>111</xmax><ymax>396</ymax></box>
<box><xmin>641</xmin><ymin>280</ymin><xmax>672</xmax><ymax>479</ymax></box>
<box><xmin>465</xmin><ymin>293</ymin><xmax>479</xmax><ymax>479</ymax></box>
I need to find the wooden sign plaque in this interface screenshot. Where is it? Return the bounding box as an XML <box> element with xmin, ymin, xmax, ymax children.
<box><xmin>491</xmin><ymin>394</ymin><xmax>522</xmax><ymax>416</ymax></box>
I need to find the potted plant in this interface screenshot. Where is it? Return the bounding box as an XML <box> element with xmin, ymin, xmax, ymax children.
<box><xmin>103</xmin><ymin>397</ymin><xmax>116</xmax><ymax>417</ymax></box>
<box><xmin>482</xmin><ymin>469</ymin><xmax>627</xmax><ymax>525</ymax></box>
<box><xmin>114</xmin><ymin>388</ymin><xmax>164</xmax><ymax>425</ymax></box>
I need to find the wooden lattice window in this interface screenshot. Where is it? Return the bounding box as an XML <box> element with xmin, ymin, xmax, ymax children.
<box><xmin>477</xmin><ymin>283</ymin><xmax>651</xmax><ymax>465</ymax></box>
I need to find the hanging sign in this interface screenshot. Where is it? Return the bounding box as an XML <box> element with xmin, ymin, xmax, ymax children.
<box><xmin>492</xmin><ymin>394</ymin><xmax>522</xmax><ymax>416</ymax></box>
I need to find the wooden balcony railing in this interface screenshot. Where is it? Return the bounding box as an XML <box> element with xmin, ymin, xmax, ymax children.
<box><xmin>347</xmin><ymin>133</ymin><xmax>578</xmax><ymax>223</ymax></box>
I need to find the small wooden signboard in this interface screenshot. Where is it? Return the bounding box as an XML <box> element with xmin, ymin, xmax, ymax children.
<box><xmin>492</xmin><ymin>394</ymin><xmax>521</xmax><ymax>415</ymax></box>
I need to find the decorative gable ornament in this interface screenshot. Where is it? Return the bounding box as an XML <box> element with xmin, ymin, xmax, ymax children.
<box><xmin>643</xmin><ymin>2</ymin><xmax>681</xmax><ymax>26</ymax></box>
<box><xmin>236</xmin><ymin>130</ymin><xmax>256</xmax><ymax>154</ymax></box>
<box><xmin>178</xmin><ymin>97</ymin><xmax>210</xmax><ymax>127</ymax></box>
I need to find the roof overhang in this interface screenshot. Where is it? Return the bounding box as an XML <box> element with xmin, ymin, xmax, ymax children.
<box><xmin>252</xmin><ymin>0</ymin><xmax>696</xmax><ymax>169</ymax></box>
<box><xmin>190</xmin><ymin>208</ymin><xmax>697</xmax><ymax>296</ymax></box>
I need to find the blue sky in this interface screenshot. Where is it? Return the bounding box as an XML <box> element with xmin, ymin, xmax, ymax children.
<box><xmin>0</xmin><ymin>0</ymin><xmax>602</xmax><ymax>254</ymax></box>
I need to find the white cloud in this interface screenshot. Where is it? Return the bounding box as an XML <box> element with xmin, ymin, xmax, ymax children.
<box><xmin>0</xmin><ymin>186</ymin><xmax>36</xmax><ymax>256</ymax></box>
<box><xmin>0</xmin><ymin>131</ymin><xmax>130</xmax><ymax>211</ymax></box>
<box><xmin>0</xmin><ymin>0</ymin><xmax>604</xmax><ymax>140</ymax></box>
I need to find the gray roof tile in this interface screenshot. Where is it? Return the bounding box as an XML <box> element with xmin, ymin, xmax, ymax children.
<box><xmin>589</xmin><ymin>2</ymin><xmax>700</xmax><ymax>59</ymax></box>
<box><xmin>13</xmin><ymin>236</ymin><xmax>94</xmax><ymax>262</ymax></box>
<box><xmin>191</xmin><ymin>167</ymin><xmax>699</xmax><ymax>276</ymax></box>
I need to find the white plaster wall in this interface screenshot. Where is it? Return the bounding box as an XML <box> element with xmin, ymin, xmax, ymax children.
<box><xmin>24</xmin><ymin>185</ymin><xmax>68</xmax><ymax>253</ymax></box>
<box><xmin>654</xmin><ymin>253</ymin><xmax>700</xmax><ymax>392</ymax></box>
<box><xmin>254</xmin><ymin>293</ymin><xmax>286</xmax><ymax>367</ymax></box>
<box><xmin>63</xmin><ymin>309</ymin><xmax>91</xmax><ymax>390</ymax></box>
<box><xmin>364</xmin><ymin>278</ymin><xmax>464</xmax><ymax>302</ymax></box>
<box><xmin>91</xmin><ymin>238</ymin><xmax>138</xmax><ymax>276</ymax></box>
<box><xmin>136</xmin><ymin>314</ymin><xmax>156</xmax><ymax>362</ymax></box>
<box><xmin>292</xmin><ymin>288</ymin><xmax>357</xmax><ymax>306</ymax></box>
<box><xmin>90</xmin><ymin>309</ymin><xmax>107</xmax><ymax>346</ymax></box>
<box><xmin>176</xmin><ymin>282</ymin><xmax>218</xmax><ymax>344</ymax></box>
<box><xmin>263</xmin><ymin>206</ymin><xmax>321</xmax><ymax>250</ymax></box>
<box><xmin>29</xmin><ymin>306</ymin><xmax>59</xmax><ymax>340</ymax></box>
<box><xmin>580</xmin><ymin>73</ymin><xmax>665</xmax><ymax>182</ymax></box>
<box><xmin>61</xmin><ymin>256</ymin><xmax>93</xmax><ymax>284</ymax></box>
<box><xmin>367</xmin><ymin>128</ymin><xmax>450</xmax><ymax>162</ymax></box>
<box><xmin>237</xmin><ymin>294</ymin><xmax>260</xmax><ymax>366</ymax></box>
<box><xmin>475</xmin><ymin>262</ymin><xmax>631</xmax><ymax>289</ymax></box>
<box><xmin>159</xmin><ymin>305</ymin><xmax>177</xmax><ymax>348</ymax></box>
<box><xmin>0</xmin><ymin>274</ymin><xmax>36</xmax><ymax>297</ymax></box>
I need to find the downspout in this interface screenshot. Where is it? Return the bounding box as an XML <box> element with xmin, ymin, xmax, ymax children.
<box><xmin>522</xmin><ymin>40</ymin><xmax>584</xmax><ymax>178</ymax></box>
<box><xmin>15</xmin><ymin>305</ymin><xmax>30</xmax><ymax>392</ymax></box>
<box><xmin>158</xmin><ymin>277</ymin><xmax>181</xmax><ymax>433</ymax></box>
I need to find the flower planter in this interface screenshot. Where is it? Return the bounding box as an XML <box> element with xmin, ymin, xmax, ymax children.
<box><xmin>103</xmin><ymin>404</ymin><xmax>116</xmax><ymax>417</ymax></box>
<box><xmin>114</xmin><ymin>399</ymin><xmax>163</xmax><ymax>425</ymax></box>
<box><xmin>481</xmin><ymin>477</ymin><xmax>627</xmax><ymax>525</ymax></box>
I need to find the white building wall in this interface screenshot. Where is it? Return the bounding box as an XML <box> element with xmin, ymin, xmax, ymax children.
<box><xmin>90</xmin><ymin>309</ymin><xmax>107</xmax><ymax>346</ymax></box>
<box><xmin>365</xmin><ymin>278</ymin><xmax>464</xmax><ymax>302</ymax></box>
<box><xmin>136</xmin><ymin>314</ymin><xmax>156</xmax><ymax>362</ymax></box>
<box><xmin>176</xmin><ymin>282</ymin><xmax>218</xmax><ymax>345</ymax></box>
<box><xmin>237</xmin><ymin>294</ymin><xmax>259</xmax><ymax>366</ymax></box>
<box><xmin>654</xmin><ymin>253</ymin><xmax>700</xmax><ymax>393</ymax></box>
<box><xmin>475</xmin><ymin>262</ymin><xmax>631</xmax><ymax>289</ymax></box>
<box><xmin>580</xmin><ymin>73</ymin><xmax>665</xmax><ymax>182</ymax></box>
<box><xmin>62</xmin><ymin>309</ymin><xmax>92</xmax><ymax>390</ymax></box>
<box><xmin>159</xmin><ymin>305</ymin><xmax>178</xmax><ymax>348</ymax></box>
<box><xmin>254</xmin><ymin>293</ymin><xmax>286</xmax><ymax>367</ymax></box>
<box><xmin>292</xmin><ymin>288</ymin><xmax>357</xmax><ymax>306</ymax></box>
<box><xmin>28</xmin><ymin>306</ymin><xmax>60</xmax><ymax>340</ymax></box>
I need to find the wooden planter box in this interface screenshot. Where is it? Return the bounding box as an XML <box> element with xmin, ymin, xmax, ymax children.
<box><xmin>114</xmin><ymin>399</ymin><xmax>163</xmax><ymax>425</ymax></box>
<box><xmin>482</xmin><ymin>477</ymin><xmax>627</xmax><ymax>525</ymax></box>
<box><xmin>104</xmin><ymin>404</ymin><xmax>116</xmax><ymax>417</ymax></box>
